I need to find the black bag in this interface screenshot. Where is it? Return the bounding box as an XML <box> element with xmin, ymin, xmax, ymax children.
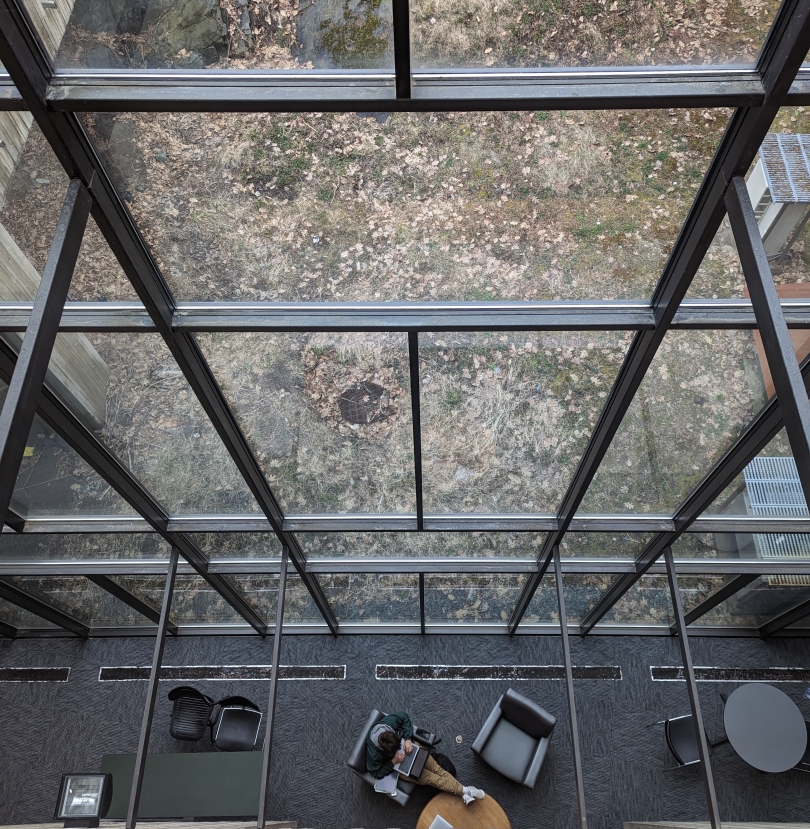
<box><xmin>432</xmin><ymin>752</ymin><xmax>456</xmax><ymax>778</ymax></box>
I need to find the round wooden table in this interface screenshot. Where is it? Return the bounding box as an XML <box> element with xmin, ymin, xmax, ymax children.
<box><xmin>416</xmin><ymin>792</ymin><xmax>512</xmax><ymax>829</ymax></box>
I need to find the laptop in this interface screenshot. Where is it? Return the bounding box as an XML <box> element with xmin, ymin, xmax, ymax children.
<box><xmin>395</xmin><ymin>744</ymin><xmax>428</xmax><ymax>779</ymax></box>
<box><xmin>428</xmin><ymin>817</ymin><xmax>453</xmax><ymax>829</ymax></box>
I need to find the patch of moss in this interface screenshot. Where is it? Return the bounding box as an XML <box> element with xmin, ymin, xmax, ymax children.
<box><xmin>320</xmin><ymin>0</ymin><xmax>390</xmax><ymax>68</ymax></box>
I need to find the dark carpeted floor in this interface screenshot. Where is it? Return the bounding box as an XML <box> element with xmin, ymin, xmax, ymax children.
<box><xmin>0</xmin><ymin>633</ymin><xmax>808</xmax><ymax>829</ymax></box>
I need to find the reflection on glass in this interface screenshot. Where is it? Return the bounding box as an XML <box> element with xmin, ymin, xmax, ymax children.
<box><xmin>424</xmin><ymin>574</ymin><xmax>524</xmax><ymax>623</ymax></box>
<box><xmin>113</xmin><ymin>573</ymin><xmax>246</xmax><ymax>624</ymax></box>
<box><xmin>10</xmin><ymin>397</ymin><xmax>136</xmax><ymax>516</ymax></box>
<box><xmin>198</xmin><ymin>332</ymin><xmax>414</xmax><ymax>514</ymax></box>
<box><xmin>692</xmin><ymin>574</ymin><xmax>810</xmax><ymax>626</ymax></box>
<box><xmin>526</xmin><ymin>573</ymin><xmax>612</xmax><ymax>624</ymax></box>
<box><xmin>560</xmin><ymin>532</ymin><xmax>653</xmax><ymax>558</ymax></box>
<box><xmin>189</xmin><ymin>533</ymin><xmax>282</xmax><ymax>559</ymax></box>
<box><xmin>688</xmin><ymin>106</ymin><xmax>810</xmax><ymax>298</ymax></box>
<box><xmin>70</xmin><ymin>215</ymin><xmax>138</xmax><ymax>301</ymax></box>
<box><xmin>317</xmin><ymin>574</ymin><xmax>419</xmax><ymax>623</ymax></box>
<box><xmin>0</xmin><ymin>597</ymin><xmax>58</xmax><ymax>629</ymax></box>
<box><xmin>702</xmin><ymin>429</ymin><xmax>793</xmax><ymax>516</ymax></box>
<box><xmin>581</xmin><ymin>330</ymin><xmax>762</xmax><ymax>514</ymax></box>
<box><xmin>0</xmin><ymin>119</ymin><xmax>68</xmax><ymax>272</ymax></box>
<box><xmin>7</xmin><ymin>576</ymin><xmax>154</xmax><ymax>626</ymax></box>
<box><xmin>55</xmin><ymin>0</ymin><xmax>393</xmax><ymax>69</ymax></box>
<box><xmin>422</xmin><ymin>332</ymin><xmax>629</xmax><ymax>513</ymax></box>
<box><xmin>598</xmin><ymin>574</ymin><xmax>672</xmax><ymax>626</ymax></box>
<box><xmin>411</xmin><ymin>0</ymin><xmax>778</xmax><ymax>68</ymax></box>
<box><xmin>81</xmin><ymin>109</ymin><xmax>726</xmax><ymax>302</ymax></box>
<box><xmin>673</xmin><ymin>530</ymin><xmax>810</xmax><ymax>560</ymax></box>
<box><xmin>0</xmin><ymin>533</ymin><xmax>168</xmax><ymax>560</ymax></box>
<box><xmin>47</xmin><ymin>333</ymin><xmax>260</xmax><ymax>514</ymax></box>
<box><xmin>678</xmin><ymin>575</ymin><xmax>727</xmax><ymax>616</ymax></box>
<box><xmin>301</xmin><ymin>531</ymin><xmax>544</xmax><ymax>557</ymax></box>
<box><xmin>225</xmin><ymin>573</ymin><xmax>278</xmax><ymax>621</ymax></box>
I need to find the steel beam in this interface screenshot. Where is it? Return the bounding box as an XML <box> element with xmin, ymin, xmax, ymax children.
<box><xmin>40</xmin><ymin>69</ymin><xmax>765</xmax><ymax>113</ymax></box>
<box><xmin>408</xmin><ymin>332</ymin><xmax>424</xmax><ymax>530</ymax></box>
<box><xmin>760</xmin><ymin>595</ymin><xmax>810</xmax><ymax>636</ymax></box>
<box><xmin>392</xmin><ymin>0</ymin><xmax>410</xmax><ymax>99</ymax></box>
<box><xmin>87</xmin><ymin>574</ymin><xmax>178</xmax><ymax>634</ymax></box>
<box><xmin>672</xmin><ymin>574</ymin><xmax>760</xmax><ymax>633</ymax></box>
<box><xmin>554</xmin><ymin>545</ymin><xmax>588</xmax><ymax>829</ymax></box>
<box><xmin>419</xmin><ymin>572</ymin><xmax>425</xmax><ymax>634</ymax></box>
<box><xmin>127</xmin><ymin>546</ymin><xmax>178</xmax><ymax>829</ymax></box>
<box><xmin>0</xmin><ymin>618</ymin><xmax>18</xmax><ymax>638</ymax></box>
<box><xmin>664</xmin><ymin>548</ymin><xmax>721</xmax><ymax>829</ymax></box>
<box><xmin>0</xmin><ymin>577</ymin><xmax>89</xmax><ymax>636</ymax></box>
<box><xmin>0</xmin><ymin>180</ymin><xmax>90</xmax><ymax>527</ymax></box>
<box><xmin>4</xmin><ymin>507</ymin><xmax>25</xmax><ymax>532</ymax></box>
<box><xmin>257</xmin><ymin>546</ymin><xmax>287</xmax><ymax>829</ymax></box>
<box><xmin>726</xmin><ymin>175</ymin><xmax>810</xmax><ymax>505</ymax></box>
<box><xmin>7</xmin><ymin>298</ymin><xmax>810</xmax><ymax>333</ymax></box>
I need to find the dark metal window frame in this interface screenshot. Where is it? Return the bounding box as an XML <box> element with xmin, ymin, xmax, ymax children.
<box><xmin>0</xmin><ymin>0</ymin><xmax>809</xmax><ymax>659</ymax></box>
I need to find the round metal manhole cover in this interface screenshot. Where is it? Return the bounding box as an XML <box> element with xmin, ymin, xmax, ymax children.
<box><xmin>339</xmin><ymin>381</ymin><xmax>387</xmax><ymax>424</ymax></box>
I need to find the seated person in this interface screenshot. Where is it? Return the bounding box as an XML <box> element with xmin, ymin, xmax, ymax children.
<box><xmin>366</xmin><ymin>712</ymin><xmax>485</xmax><ymax>805</ymax></box>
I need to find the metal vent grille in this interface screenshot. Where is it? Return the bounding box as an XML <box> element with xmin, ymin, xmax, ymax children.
<box><xmin>759</xmin><ymin>134</ymin><xmax>810</xmax><ymax>203</ymax></box>
<box><xmin>742</xmin><ymin>456</ymin><xmax>810</xmax><ymax>574</ymax></box>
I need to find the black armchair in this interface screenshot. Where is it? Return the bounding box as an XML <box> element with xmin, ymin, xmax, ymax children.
<box><xmin>167</xmin><ymin>686</ymin><xmax>214</xmax><ymax>742</ymax></box>
<box><xmin>211</xmin><ymin>695</ymin><xmax>263</xmax><ymax>751</ymax></box>
<box><xmin>471</xmin><ymin>688</ymin><xmax>556</xmax><ymax>788</ymax></box>
<box><xmin>650</xmin><ymin>714</ymin><xmax>715</xmax><ymax>768</ymax></box>
<box><xmin>347</xmin><ymin>709</ymin><xmax>432</xmax><ymax>806</ymax></box>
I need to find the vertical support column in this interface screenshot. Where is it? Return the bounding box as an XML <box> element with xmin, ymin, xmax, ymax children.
<box><xmin>0</xmin><ymin>179</ymin><xmax>90</xmax><ymax>524</ymax></box>
<box><xmin>664</xmin><ymin>547</ymin><xmax>721</xmax><ymax>829</ymax></box>
<box><xmin>257</xmin><ymin>546</ymin><xmax>288</xmax><ymax>829</ymax></box>
<box><xmin>408</xmin><ymin>331</ymin><xmax>424</xmax><ymax>530</ymax></box>
<box><xmin>126</xmin><ymin>546</ymin><xmax>179</xmax><ymax>829</ymax></box>
<box><xmin>391</xmin><ymin>0</ymin><xmax>411</xmax><ymax>99</ymax></box>
<box><xmin>419</xmin><ymin>572</ymin><xmax>425</xmax><ymax>634</ymax></box>
<box><xmin>726</xmin><ymin>175</ymin><xmax>810</xmax><ymax>507</ymax></box>
<box><xmin>553</xmin><ymin>546</ymin><xmax>588</xmax><ymax>829</ymax></box>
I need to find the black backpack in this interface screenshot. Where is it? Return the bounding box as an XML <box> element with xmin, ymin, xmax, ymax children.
<box><xmin>432</xmin><ymin>752</ymin><xmax>457</xmax><ymax>777</ymax></box>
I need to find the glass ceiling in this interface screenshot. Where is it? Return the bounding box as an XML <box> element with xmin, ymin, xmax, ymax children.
<box><xmin>0</xmin><ymin>0</ymin><xmax>809</xmax><ymax>653</ymax></box>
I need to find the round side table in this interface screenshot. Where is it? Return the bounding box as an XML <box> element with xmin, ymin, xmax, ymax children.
<box><xmin>415</xmin><ymin>791</ymin><xmax>512</xmax><ymax>829</ymax></box>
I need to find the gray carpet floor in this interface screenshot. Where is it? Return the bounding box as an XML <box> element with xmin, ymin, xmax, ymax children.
<box><xmin>0</xmin><ymin>633</ymin><xmax>808</xmax><ymax>829</ymax></box>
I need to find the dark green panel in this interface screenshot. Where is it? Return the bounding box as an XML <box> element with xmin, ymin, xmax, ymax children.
<box><xmin>101</xmin><ymin>752</ymin><xmax>262</xmax><ymax>818</ymax></box>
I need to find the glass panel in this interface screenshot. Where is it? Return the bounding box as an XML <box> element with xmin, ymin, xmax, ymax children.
<box><xmin>300</xmin><ymin>531</ymin><xmax>545</xmax><ymax>557</ymax></box>
<box><xmin>672</xmin><ymin>530</ymin><xmax>810</xmax><ymax>560</ymax></box>
<box><xmin>581</xmin><ymin>330</ymin><xmax>762</xmax><ymax>514</ymax></box>
<box><xmin>6</xmin><ymin>576</ymin><xmax>155</xmax><ymax>626</ymax></box>
<box><xmin>81</xmin><ymin>109</ymin><xmax>727</xmax><ymax>302</ymax></box>
<box><xmin>0</xmin><ymin>533</ymin><xmax>169</xmax><ymax>560</ymax></box>
<box><xmin>7</xmin><ymin>381</ymin><xmax>136</xmax><ymax>517</ymax></box>
<box><xmin>691</xmin><ymin>574</ymin><xmax>810</xmax><ymax>626</ymax></box>
<box><xmin>678</xmin><ymin>574</ymin><xmax>728</xmax><ymax>615</ymax></box>
<box><xmin>421</xmin><ymin>331</ymin><xmax>629</xmax><ymax>513</ymax></box>
<box><xmin>70</xmin><ymin>214</ymin><xmax>138</xmax><ymax>301</ymax></box>
<box><xmin>198</xmin><ymin>332</ymin><xmax>414</xmax><ymax>514</ymax></box>
<box><xmin>112</xmin><ymin>573</ymin><xmax>246</xmax><ymax>624</ymax></box>
<box><xmin>702</xmin><ymin>428</ymin><xmax>792</xmax><ymax>516</ymax></box>
<box><xmin>689</xmin><ymin>106</ymin><xmax>810</xmax><ymax>298</ymax></box>
<box><xmin>598</xmin><ymin>573</ymin><xmax>672</xmax><ymax>626</ymax></box>
<box><xmin>316</xmin><ymin>574</ymin><xmax>419</xmax><ymax>623</ymax></box>
<box><xmin>411</xmin><ymin>0</ymin><xmax>779</xmax><ymax>68</ymax></box>
<box><xmin>48</xmin><ymin>332</ymin><xmax>261</xmax><ymax>514</ymax></box>
<box><xmin>423</xmin><ymin>573</ymin><xmax>524</xmax><ymax>623</ymax></box>
<box><xmin>56</xmin><ymin>0</ymin><xmax>394</xmax><ymax>69</ymax></box>
<box><xmin>222</xmin><ymin>573</ymin><xmax>325</xmax><ymax>623</ymax></box>
<box><xmin>189</xmin><ymin>532</ymin><xmax>282</xmax><ymax>559</ymax></box>
<box><xmin>0</xmin><ymin>597</ymin><xmax>58</xmax><ymax>629</ymax></box>
<box><xmin>560</xmin><ymin>531</ymin><xmax>653</xmax><ymax>558</ymax></box>
<box><xmin>0</xmin><ymin>119</ymin><xmax>69</xmax><ymax>270</ymax></box>
<box><xmin>523</xmin><ymin>572</ymin><xmax>621</xmax><ymax>626</ymax></box>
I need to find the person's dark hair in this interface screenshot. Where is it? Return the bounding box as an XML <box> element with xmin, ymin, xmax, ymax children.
<box><xmin>378</xmin><ymin>730</ymin><xmax>400</xmax><ymax>758</ymax></box>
